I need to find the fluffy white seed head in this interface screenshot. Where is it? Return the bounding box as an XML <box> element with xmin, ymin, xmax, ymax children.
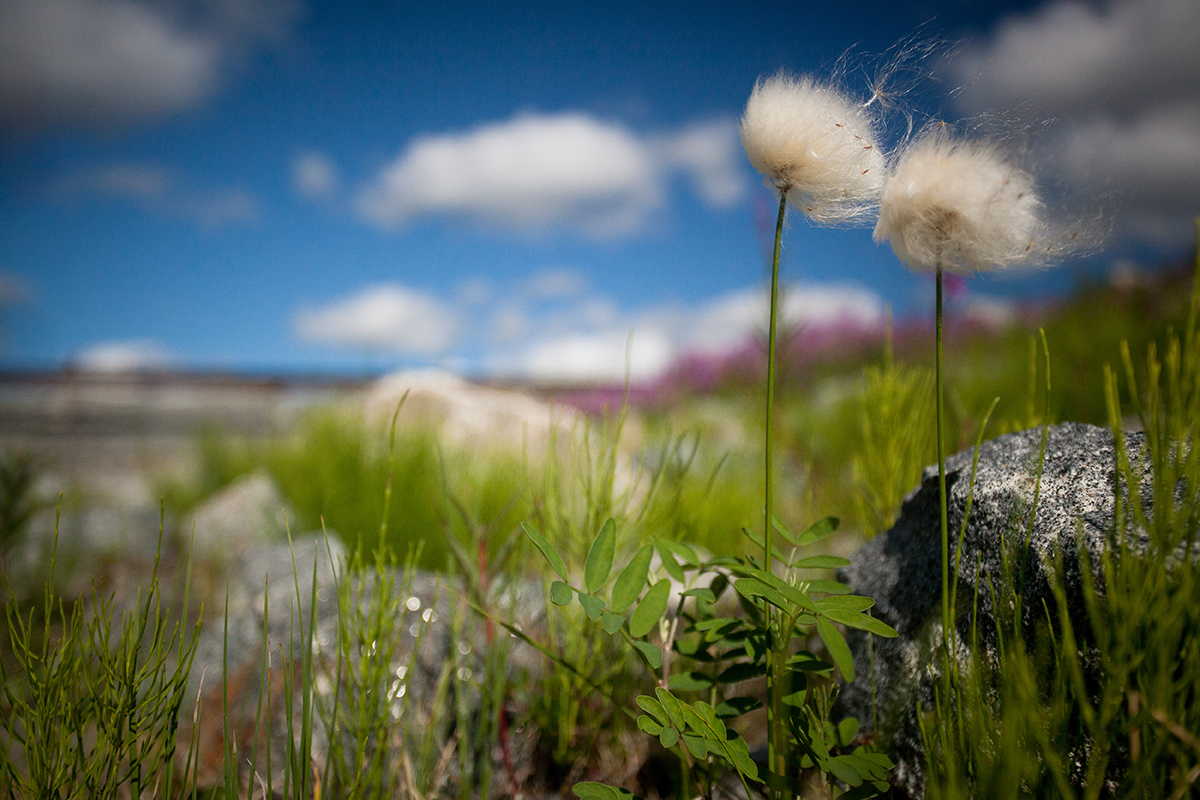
<box><xmin>740</xmin><ymin>72</ymin><xmax>885</xmax><ymax>224</ymax></box>
<box><xmin>874</xmin><ymin>130</ymin><xmax>1047</xmax><ymax>274</ymax></box>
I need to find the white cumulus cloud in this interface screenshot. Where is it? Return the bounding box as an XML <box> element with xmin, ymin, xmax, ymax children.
<box><xmin>292</xmin><ymin>152</ymin><xmax>339</xmax><ymax>198</ymax></box>
<box><xmin>680</xmin><ymin>284</ymin><xmax>886</xmax><ymax>354</ymax></box>
<box><xmin>294</xmin><ymin>284</ymin><xmax>459</xmax><ymax>356</ymax></box>
<box><xmin>952</xmin><ymin>0</ymin><xmax>1200</xmax><ymax>246</ymax></box>
<box><xmin>76</xmin><ymin>339</ymin><xmax>173</xmax><ymax>372</ymax></box>
<box><xmin>522</xmin><ymin>329</ymin><xmax>676</xmax><ymax>384</ymax></box>
<box><xmin>956</xmin><ymin>0</ymin><xmax>1200</xmax><ymax>117</ymax></box>
<box><xmin>357</xmin><ymin>112</ymin><xmax>748</xmax><ymax>237</ymax></box>
<box><xmin>523</xmin><ymin>268</ymin><xmax>588</xmax><ymax>299</ymax></box>
<box><xmin>660</xmin><ymin>119</ymin><xmax>749</xmax><ymax>208</ymax></box>
<box><xmin>58</xmin><ymin>162</ymin><xmax>259</xmax><ymax>228</ymax></box>
<box><xmin>0</xmin><ymin>0</ymin><xmax>297</xmax><ymax>129</ymax></box>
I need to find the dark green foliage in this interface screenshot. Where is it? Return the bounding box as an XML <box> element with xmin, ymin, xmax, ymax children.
<box><xmin>524</xmin><ymin>517</ymin><xmax>898</xmax><ymax>799</ymax></box>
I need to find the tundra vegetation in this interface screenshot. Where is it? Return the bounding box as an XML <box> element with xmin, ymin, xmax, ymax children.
<box><xmin>2</xmin><ymin>56</ymin><xmax>1199</xmax><ymax>800</ymax></box>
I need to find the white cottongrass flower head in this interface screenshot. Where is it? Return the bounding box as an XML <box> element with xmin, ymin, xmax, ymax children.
<box><xmin>873</xmin><ymin>128</ymin><xmax>1051</xmax><ymax>274</ymax></box>
<box><xmin>740</xmin><ymin>71</ymin><xmax>885</xmax><ymax>224</ymax></box>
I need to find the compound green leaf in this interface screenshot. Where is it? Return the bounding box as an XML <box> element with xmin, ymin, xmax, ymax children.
<box><xmin>585</xmin><ymin>518</ymin><xmax>617</xmax><ymax>594</ymax></box>
<box><xmin>653</xmin><ymin>536</ymin><xmax>699</xmax><ymax>566</ymax></box>
<box><xmin>733</xmin><ymin>577</ymin><xmax>788</xmax><ymax>610</ymax></box>
<box><xmin>611</xmin><ymin>545</ymin><xmax>653</xmax><ymax>613</ymax></box>
<box><xmin>637</xmin><ymin>715</ymin><xmax>664</xmax><ymax>736</ymax></box>
<box><xmin>770</xmin><ymin>513</ymin><xmax>797</xmax><ymax>545</ymax></box>
<box><xmin>667</xmin><ymin>672</ymin><xmax>713</xmax><ymax>692</ymax></box>
<box><xmin>681</xmin><ymin>587</ymin><xmax>716</xmax><ymax>603</ymax></box>
<box><xmin>632</xmin><ymin>641</ymin><xmax>663</xmax><ymax>669</ymax></box>
<box><xmin>651</xmin><ymin>539</ymin><xmax>685</xmax><ymax>582</ymax></box>
<box><xmin>742</xmin><ymin>527</ymin><xmax>789</xmax><ymax>563</ymax></box>
<box><xmin>573</xmin><ymin>782</ymin><xmax>643</xmax><ymax>800</ymax></box>
<box><xmin>822</xmin><ymin>608</ymin><xmax>898</xmax><ymax>638</ymax></box>
<box><xmin>715</xmin><ymin>696</ymin><xmax>761</xmax><ymax>718</ymax></box>
<box><xmin>836</xmin><ymin>717</ymin><xmax>861</xmax><ymax>747</ymax></box>
<box><xmin>827</xmin><ymin>755</ymin><xmax>863</xmax><ymax>787</ymax></box>
<box><xmin>817</xmin><ymin>616</ymin><xmax>855</xmax><ymax>682</ymax></box>
<box><xmin>630</xmin><ymin>579</ymin><xmax>670</xmax><ymax>638</ymax></box>
<box><xmin>795</xmin><ymin>516</ymin><xmax>839</xmax><ymax>547</ymax></box>
<box><xmin>635</xmin><ymin>695</ymin><xmax>668</xmax><ymax>725</ymax></box>
<box><xmin>577</xmin><ymin>592</ymin><xmax>605</xmax><ymax>620</ymax></box>
<box><xmin>791</xmin><ymin>555</ymin><xmax>851</xmax><ymax>570</ymax></box>
<box><xmin>654</xmin><ymin>688</ymin><xmax>686</xmax><ymax>730</ymax></box>
<box><xmin>816</xmin><ymin>595</ymin><xmax>875</xmax><ymax>612</ymax></box>
<box><xmin>787</xmin><ymin>652</ymin><xmax>834</xmax><ymax>672</ymax></box>
<box><xmin>727</xmin><ymin>735</ymin><xmax>759</xmax><ymax>780</ymax></box>
<box><xmin>716</xmin><ymin>662</ymin><xmax>766</xmax><ymax>683</ymax></box>
<box><xmin>681</xmin><ymin>733</ymin><xmax>708</xmax><ymax>759</ymax></box>
<box><xmin>802</xmin><ymin>579</ymin><xmax>852</xmax><ymax>595</ymax></box>
<box><xmin>549</xmin><ymin>580</ymin><xmax>572</xmax><ymax>606</ymax></box>
<box><xmin>522</xmin><ymin>522</ymin><xmax>568</xmax><ymax>582</ymax></box>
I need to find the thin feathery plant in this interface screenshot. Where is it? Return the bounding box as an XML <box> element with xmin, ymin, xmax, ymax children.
<box><xmin>0</xmin><ymin>506</ymin><xmax>201</xmax><ymax>800</ymax></box>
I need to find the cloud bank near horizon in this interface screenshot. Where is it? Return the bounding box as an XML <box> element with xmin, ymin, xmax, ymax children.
<box><xmin>293</xmin><ymin>277</ymin><xmax>886</xmax><ymax>384</ymax></box>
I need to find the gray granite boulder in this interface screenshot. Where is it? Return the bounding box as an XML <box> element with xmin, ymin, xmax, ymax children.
<box><xmin>183</xmin><ymin>470</ymin><xmax>292</xmax><ymax>561</ymax></box>
<box><xmin>182</xmin><ymin>530</ymin><xmax>546</xmax><ymax>793</ymax></box>
<box><xmin>836</xmin><ymin>422</ymin><xmax>1153</xmax><ymax>797</ymax></box>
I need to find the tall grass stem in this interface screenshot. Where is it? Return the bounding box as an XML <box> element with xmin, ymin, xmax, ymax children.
<box><xmin>936</xmin><ymin>267</ymin><xmax>951</xmax><ymax>679</ymax></box>
<box><xmin>766</xmin><ymin>190</ymin><xmax>786</xmax><ymax>794</ymax></box>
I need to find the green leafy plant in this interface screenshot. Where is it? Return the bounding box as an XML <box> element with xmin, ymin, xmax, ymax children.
<box><xmin>520</xmin><ymin>512</ymin><xmax>898</xmax><ymax>799</ymax></box>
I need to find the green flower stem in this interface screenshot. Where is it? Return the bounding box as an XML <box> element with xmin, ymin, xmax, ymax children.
<box><xmin>936</xmin><ymin>266</ymin><xmax>951</xmax><ymax>672</ymax></box>
<box><xmin>766</xmin><ymin>190</ymin><xmax>786</xmax><ymax>793</ymax></box>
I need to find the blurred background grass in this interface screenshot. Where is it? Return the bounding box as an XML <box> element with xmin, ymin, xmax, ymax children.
<box><xmin>146</xmin><ymin>258</ymin><xmax>1197</xmax><ymax>569</ymax></box>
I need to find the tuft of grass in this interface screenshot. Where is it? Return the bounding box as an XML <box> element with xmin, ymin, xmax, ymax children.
<box><xmin>921</xmin><ymin>222</ymin><xmax>1200</xmax><ymax>800</ymax></box>
<box><xmin>0</xmin><ymin>509</ymin><xmax>201</xmax><ymax>799</ymax></box>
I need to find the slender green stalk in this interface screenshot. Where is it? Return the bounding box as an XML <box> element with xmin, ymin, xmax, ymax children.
<box><xmin>765</xmin><ymin>190</ymin><xmax>786</xmax><ymax>794</ymax></box>
<box><xmin>936</xmin><ymin>267</ymin><xmax>951</xmax><ymax>674</ymax></box>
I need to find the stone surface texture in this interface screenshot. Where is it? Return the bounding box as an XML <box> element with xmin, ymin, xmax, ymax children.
<box><xmin>836</xmin><ymin>422</ymin><xmax>1149</xmax><ymax>798</ymax></box>
<box><xmin>182</xmin><ymin>529</ymin><xmax>546</xmax><ymax>792</ymax></box>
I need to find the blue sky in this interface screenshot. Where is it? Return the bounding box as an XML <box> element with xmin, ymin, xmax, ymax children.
<box><xmin>1</xmin><ymin>0</ymin><xmax>1196</xmax><ymax>381</ymax></box>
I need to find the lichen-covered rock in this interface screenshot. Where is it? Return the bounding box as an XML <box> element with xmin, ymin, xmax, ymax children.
<box><xmin>836</xmin><ymin>423</ymin><xmax>1151</xmax><ymax>798</ymax></box>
